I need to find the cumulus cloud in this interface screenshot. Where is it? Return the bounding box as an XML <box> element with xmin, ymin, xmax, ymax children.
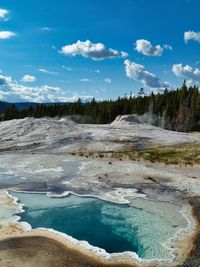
<box><xmin>124</xmin><ymin>59</ymin><xmax>169</xmax><ymax>89</ymax></box>
<box><xmin>0</xmin><ymin>73</ymin><xmax>93</xmax><ymax>103</ymax></box>
<box><xmin>184</xmin><ymin>31</ymin><xmax>200</xmax><ymax>43</ymax></box>
<box><xmin>0</xmin><ymin>9</ymin><xmax>9</xmax><ymax>21</ymax></box>
<box><xmin>60</xmin><ymin>40</ymin><xmax>128</xmax><ymax>60</ymax></box>
<box><xmin>104</xmin><ymin>78</ymin><xmax>112</xmax><ymax>83</ymax></box>
<box><xmin>39</xmin><ymin>85</ymin><xmax>61</xmax><ymax>93</ymax></box>
<box><xmin>0</xmin><ymin>74</ymin><xmax>58</xmax><ymax>102</ymax></box>
<box><xmin>0</xmin><ymin>75</ymin><xmax>12</xmax><ymax>85</ymax></box>
<box><xmin>135</xmin><ymin>39</ymin><xmax>172</xmax><ymax>56</ymax></box>
<box><xmin>21</xmin><ymin>74</ymin><xmax>36</xmax><ymax>83</ymax></box>
<box><xmin>0</xmin><ymin>31</ymin><xmax>15</xmax><ymax>39</ymax></box>
<box><xmin>60</xmin><ymin>93</ymin><xmax>93</xmax><ymax>102</ymax></box>
<box><xmin>172</xmin><ymin>63</ymin><xmax>200</xmax><ymax>85</ymax></box>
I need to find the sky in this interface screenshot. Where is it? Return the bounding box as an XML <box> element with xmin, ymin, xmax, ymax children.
<box><xmin>0</xmin><ymin>0</ymin><xmax>200</xmax><ymax>103</ymax></box>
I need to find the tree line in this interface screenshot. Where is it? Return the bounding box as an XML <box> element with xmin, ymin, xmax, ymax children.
<box><xmin>1</xmin><ymin>81</ymin><xmax>200</xmax><ymax>132</ymax></box>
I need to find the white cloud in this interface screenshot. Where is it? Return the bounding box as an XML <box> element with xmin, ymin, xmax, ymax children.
<box><xmin>0</xmin><ymin>74</ymin><xmax>94</xmax><ymax>103</ymax></box>
<box><xmin>21</xmin><ymin>74</ymin><xmax>36</xmax><ymax>83</ymax></box>
<box><xmin>124</xmin><ymin>59</ymin><xmax>169</xmax><ymax>89</ymax></box>
<box><xmin>104</xmin><ymin>78</ymin><xmax>112</xmax><ymax>83</ymax></box>
<box><xmin>0</xmin><ymin>9</ymin><xmax>9</xmax><ymax>21</ymax></box>
<box><xmin>38</xmin><ymin>68</ymin><xmax>58</xmax><ymax>75</ymax></box>
<box><xmin>0</xmin><ymin>31</ymin><xmax>15</xmax><ymax>39</ymax></box>
<box><xmin>135</xmin><ymin>39</ymin><xmax>172</xmax><ymax>56</ymax></box>
<box><xmin>60</xmin><ymin>93</ymin><xmax>93</xmax><ymax>102</ymax></box>
<box><xmin>80</xmin><ymin>78</ymin><xmax>91</xmax><ymax>82</ymax></box>
<box><xmin>163</xmin><ymin>44</ymin><xmax>173</xmax><ymax>50</ymax></box>
<box><xmin>172</xmin><ymin>63</ymin><xmax>200</xmax><ymax>85</ymax></box>
<box><xmin>0</xmin><ymin>75</ymin><xmax>12</xmax><ymax>85</ymax></box>
<box><xmin>60</xmin><ymin>40</ymin><xmax>128</xmax><ymax>60</ymax></box>
<box><xmin>62</xmin><ymin>65</ymin><xmax>74</xmax><ymax>71</ymax></box>
<box><xmin>39</xmin><ymin>85</ymin><xmax>61</xmax><ymax>93</ymax></box>
<box><xmin>40</xmin><ymin>27</ymin><xmax>53</xmax><ymax>31</ymax></box>
<box><xmin>184</xmin><ymin>31</ymin><xmax>200</xmax><ymax>43</ymax></box>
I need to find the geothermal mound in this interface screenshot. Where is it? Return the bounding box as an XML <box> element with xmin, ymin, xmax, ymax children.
<box><xmin>111</xmin><ymin>115</ymin><xmax>140</xmax><ymax>126</ymax></box>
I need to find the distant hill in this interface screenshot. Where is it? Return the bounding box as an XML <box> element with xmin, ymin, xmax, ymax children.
<box><xmin>0</xmin><ymin>101</ymin><xmax>39</xmax><ymax>113</ymax></box>
<box><xmin>0</xmin><ymin>101</ymin><xmax>71</xmax><ymax>113</ymax></box>
<box><xmin>15</xmin><ymin>102</ymin><xmax>39</xmax><ymax>111</ymax></box>
<box><xmin>0</xmin><ymin>101</ymin><xmax>11</xmax><ymax>113</ymax></box>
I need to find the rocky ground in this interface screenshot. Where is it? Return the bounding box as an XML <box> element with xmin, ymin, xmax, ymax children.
<box><xmin>0</xmin><ymin>115</ymin><xmax>200</xmax><ymax>267</ymax></box>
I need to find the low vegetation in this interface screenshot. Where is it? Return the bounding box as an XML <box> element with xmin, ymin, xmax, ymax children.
<box><xmin>73</xmin><ymin>142</ymin><xmax>200</xmax><ymax>166</ymax></box>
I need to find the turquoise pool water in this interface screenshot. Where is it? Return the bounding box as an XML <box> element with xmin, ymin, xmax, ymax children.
<box><xmin>11</xmin><ymin>192</ymin><xmax>188</xmax><ymax>260</ymax></box>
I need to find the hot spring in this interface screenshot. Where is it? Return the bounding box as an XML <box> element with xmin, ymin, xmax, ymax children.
<box><xmin>11</xmin><ymin>191</ymin><xmax>191</xmax><ymax>261</ymax></box>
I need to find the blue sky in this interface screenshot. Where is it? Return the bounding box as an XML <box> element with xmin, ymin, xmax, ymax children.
<box><xmin>0</xmin><ymin>0</ymin><xmax>200</xmax><ymax>102</ymax></box>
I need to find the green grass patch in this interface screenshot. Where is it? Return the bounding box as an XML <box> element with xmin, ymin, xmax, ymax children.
<box><xmin>72</xmin><ymin>142</ymin><xmax>200</xmax><ymax>166</ymax></box>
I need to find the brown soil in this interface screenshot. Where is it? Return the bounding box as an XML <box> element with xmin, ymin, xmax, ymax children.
<box><xmin>0</xmin><ymin>236</ymin><xmax>142</xmax><ymax>267</ymax></box>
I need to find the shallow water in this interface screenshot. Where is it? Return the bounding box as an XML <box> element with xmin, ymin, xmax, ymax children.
<box><xmin>11</xmin><ymin>192</ymin><xmax>188</xmax><ymax>260</ymax></box>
